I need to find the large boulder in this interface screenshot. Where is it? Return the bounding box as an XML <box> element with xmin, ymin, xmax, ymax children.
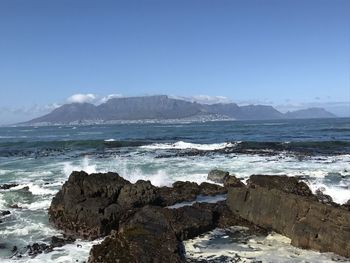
<box><xmin>49</xmin><ymin>171</ymin><xmax>227</xmax><ymax>239</ymax></box>
<box><xmin>49</xmin><ymin>171</ymin><xmax>130</xmax><ymax>239</ymax></box>
<box><xmin>227</xmin><ymin>175</ymin><xmax>350</xmax><ymax>257</ymax></box>
<box><xmin>207</xmin><ymin>169</ymin><xmax>229</xmax><ymax>183</ymax></box>
<box><xmin>89</xmin><ymin>206</ymin><xmax>184</xmax><ymax>263</ymax></box>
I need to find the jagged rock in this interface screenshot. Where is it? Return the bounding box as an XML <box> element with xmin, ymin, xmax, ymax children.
<box><xmin>207</xmin><ymin>169</ymin><xmax>229</xmax><ymax>183</ymax></box>
<box><xmin>247</xmin><ymin>174</ymin><xmax>314</xmax><ymax>197</ymax></box>
<box><xmin>315</xmin><ymin>188</ymin><xmax>333</xmax><ymax>204</ymax></box>
<box><xmin>0</xmin><ymin>183</ymin><xmax>19</xmax><ymax>190</ymax></box>
<box><xmin>49</xmin><ymin>171</ymin><xmax>226</xmax><ymax>239</ymax></box>
<box><xmin>223</xmin><ymin>175</ymin><xmax>244</xmax><ymax>188</ymax></box>
<box><xmin>89</xmin><ymin>206</ymin><xmax>184</xmax><ymax>263</ymax></box>
<box><xmin>50</xmin><ymin>236</ymin><xmax>76</xmax><ymax>247</ymax></box>
<box><xmin>227</xmin><ymin>175</ymin><xmax>350</xmax><ymax>257</ymax></box>
<box><xmin>117</xmin><ymin>180</ymin><xmax>160</xmax><ymax>209</ymax></box>
<box><xmin>9</xmin><ymin>204</ymin><xmax>22</xmax><ymax>209</ymax></box>
<box><xmin>49</xmin><ymin>171</ymin><xmax>130</xmax><ymax>239</ymax></box>
<box><xmin>1</xmin><ymin>210</ymin><xmax>10</xmax><ymax>216</ymax></box>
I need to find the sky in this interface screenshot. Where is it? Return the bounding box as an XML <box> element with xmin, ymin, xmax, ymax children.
<box><xmin>0</xmin><ymin>0</ymin><xmax>349</xmax><ymax>124</ymax></box>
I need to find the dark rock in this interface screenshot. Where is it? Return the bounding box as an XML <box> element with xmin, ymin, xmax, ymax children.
<box><xmin>12</xmin><ymin>246</ymin><xmax>17</xmax><ymax>252</ymax></box>
<box><xmin>9</xmin><ymin>204</ymin><xmax>22</xmax><ymax>209</ymax></box>
<box><xmin>49</xmin><ymin>171</ymin><xmax>131</xmax><ymax>239</ymax></box>
<box><xmin>117</xmin><ymin>180</ymin><xmax>160</xmax><ymax>209</ymax></box>
<box><xmin>207</xmin><ymin>169</ymin><xmax>229</xmax><ymax>183</ymax></box>
<box><xmin>1</xmin><ymin>210</ymin><xmax>10</xmax><ymax>216</ymax></box>
<box><xmin>223</xmin><ymin>175</ymin><xmax>244</xmax><ymax>188</ymax></box>
<box><xmin>227</xmin><ymin>175</ymin><xmax>350</xmax><ymax>257</ymax></box>
<box><xmin>27</xmin><ymin>243</ymin><xmax>51</xmax><ymax>256</ymax></box>
<box><xmin>89</xmin><ymin>206</ymin><xmax>184</xmax><ymax>263</ymax></box>
<box><xmin>49</xmin><ymin>171</ymin><xmax>226</xmax><ymax>239</ymax></box>
<box><xmin>248</xmin><ymin>174</ymin><xmax>314</xmax><ymax>197</ymax></box>
<box><xmin>315</xmin><ymin>188</ymin><xmax>333</xmax><ymax>204</ymax></box>
<box><xmin>50</xmin><ymin>236</ymin><xmax>76</xmax><ymax>247</ymax></box>
<box><xmin>199</xmin><ymin>182</ymin><xmax>227</xmax><ymax>196</ymax></box>
<box><xmin>0</xmin><ymin>183</ymin><xmax>19</xmax><ymax>190</ymax></box>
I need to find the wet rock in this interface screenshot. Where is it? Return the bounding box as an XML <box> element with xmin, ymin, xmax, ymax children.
<box><xmin>227</xmin><ymin>175</ymin><xmax>350</xmax><ymax>257</ymax></box>
<box><xmin>27</xmin><ymin>243</ymin><xmax>51</xmax><ymax>256</ymax></box>
<box><xmin>89</xmin><ymin>206</ymin><xmax>184</xmax><ymax>263</ymax></box>
<box><xmin>315</xmin><ymin>188</ymin><xmax>333</xmax><ymax>204</ymax></box>
<box><xmin>49</xmin><ymin>171</ymin><xmax>131</xmax><ymax>239</ymax></box>
<box><xmin>117</xmin><ymin>180</ymin><xmax>160</xmax><ymax>209</ymax></box>
<box><xmin>50</xmin><ymin>235</ymin><xmax>76</xmax><ymax>247</ymax></box>
<box><xmin>247</xmin><ymin>174</ymin><xmax>314</xmax><ymax>197</ymax></box>
<box><xmin>9</xmin><ymin>204</ymin><xmax>22</xmax><ymax>209</ymax></box>
<box><xmin>207</xmin><ymin>169</ymin><xmax>229</xmax><ymax>183</ymax></box>
<box><xmin>49</xmin><ymin>171</ymin><xmax>226</xmax><ymax>239</ymax></box>
<box><xmin>223</xmin><ymin>175</ymin><xmax>244</xmax><ymax>188</ymax></box>
<box><xmin>0</xmin><ymin>183</ymin><xmax>19</xmax><ymax>190</ymax></box>
<box><xmin>1</xmin><ymin>210</ymin><xmax>10</xmax><ymax>216</ymax></box>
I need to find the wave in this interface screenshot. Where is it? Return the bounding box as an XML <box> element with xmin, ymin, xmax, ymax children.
<box><xmin>141</xmin><ymin>141</ymin><xmax>239</xmax><ymax>151</ymax></box>
<box><xmin>1</xmin><ymin>139</ymin><xmax>350</xmax><ymax>158</ymax></box>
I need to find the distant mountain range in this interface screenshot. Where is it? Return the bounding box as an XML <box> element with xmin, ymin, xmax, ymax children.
<box><xmin>25</xmin><ymin>95</ymin><xmax>336</xmax><ymax>125</ymax></box>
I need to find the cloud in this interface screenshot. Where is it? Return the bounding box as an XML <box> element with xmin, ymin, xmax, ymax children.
<box><xmin>66</xmin><ymin>93</ymin><xmax>96</xmax><ymax>104</ymax></box>
<box><xmin>170</xmin><ymin>95</ymin><xmax>232</xmax><ymax>105</ymax></box>
<box><xmin>98</xmin><ymin>94</ymin><xmax>123</xmax><ymax>104</ymax></box>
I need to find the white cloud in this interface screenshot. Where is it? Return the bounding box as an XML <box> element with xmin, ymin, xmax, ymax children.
<box><xmin>169</xmin><ymin>95</ymin><xmax>232</xmax><ymax>105</ymax></box>
<box><xmin>66</xmin><ymin>93</ymin><xmax>96</xmax><ymax>104</ymax></box>
<box><xmin>98</xmin><ymin>94</ymin><xmax>123</xmax><ymax>104</ymax></box>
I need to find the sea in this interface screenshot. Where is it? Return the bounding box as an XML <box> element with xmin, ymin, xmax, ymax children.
<box><xmin>0</xmin><ymin>118</ymin><xmax>350</xmax><ymax>262</ymax></box>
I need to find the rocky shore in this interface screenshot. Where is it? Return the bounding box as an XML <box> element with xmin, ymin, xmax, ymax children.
<box><xmin>48</xmin><ymin>170</ymin><xmax>350</xmax><ymax>262</ymax></box>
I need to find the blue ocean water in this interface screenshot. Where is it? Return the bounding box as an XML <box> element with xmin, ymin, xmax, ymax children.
<box><xmin>0</xmin><ymin>118</ymin><xmax>349</xmax><ymax>262</ymax></box>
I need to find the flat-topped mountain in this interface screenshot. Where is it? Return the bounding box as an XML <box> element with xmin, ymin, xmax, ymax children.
<box><xmin>25</xmin><ymin>95</ymin><xmax>336</xmax><ymax>124</ymax></box>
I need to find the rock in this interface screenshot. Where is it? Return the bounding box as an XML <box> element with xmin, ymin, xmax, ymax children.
<box><xmin>49</xmin><ymin>171</ymin><xmax>131</xmax><ymax>239</ymax></box>
<box><xmin>248</xmin><ymin>174</ymin><xmax>314</xmax><ymax>197</ymax></box>
<box><xmin>223</xmin><ymin>175</ymin><xmax>244</xmax><ymax>188</ymax></box>
<box><xmin>50</xmin><ymin>236</ymin><xmax>76</xmax><ymax>247</ymax></box>
<box><xmin>207</xmin><ymin>169</ymin><xmax>229</xmax><ymax>183</ymax></box>
<box><xmin>26</xmin><ymin>243</ymin><xmax>51</xmax><ymax>256</ymax></box>
<box><xmin>199</xmin><ymin>182</ymin><xmax>227</xmax><ymax>196</ymax></box>
<box><xmin>49</xmin><ymin>171</ymin><xmax>226</xmax><ymax>239</ymax></box>
<box><xmin>1</xmin><ymin>210</ymin><xmax>10</xmax><ymax>216</ymax></box>
<box><xmin>89</xmin><ymin>206</ymin><xmax>184</xmax><ymax>263</ymax></box>
<box><xmin>227</xmin><ymin>175</ymin><xmax>350</xmax><ymax>257</ymax></box>
<box><xmin>315</xmin><ymin>188</ymin><xmax>333</xmax><ymax>204</ymax></box>
<box><xmin>117</xmin><ymin>180</ymin><xmax>160</xmax><ymax>209</ymax></box>
<box><xmin>0</xmin><ymin>183</ymin><xmax>19</xmax><ymax>190</ymax></box>
<box><xmin>9</xmin><ymin>204</ymin><xmax>21</xmax><ymax>209</ymax></box>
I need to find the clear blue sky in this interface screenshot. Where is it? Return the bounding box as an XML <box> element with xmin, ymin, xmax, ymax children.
<box><xmin>0</xmin><ymin>0</ymin><xmax>349</xmax><ymax>123</ymax></box>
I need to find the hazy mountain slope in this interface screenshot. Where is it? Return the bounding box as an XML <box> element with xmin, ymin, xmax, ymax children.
<box><xmin>284</xmin><ymin>107</ymin><xmax>336</xmax><ymax>119</ymax></box>
<box><xmin>97</xmin><ymin>95</ymin><xmax>203</xmax><ymax>120</ymax></box>
<box><xmin>28</xmin><ymin>103</ymin><xmax>100</xmax><ymax>123</ymax></box>
<box><xmin>24</xmin><ymin>95</ymin><xmax>336</xmax><ymax>124</ymax></box>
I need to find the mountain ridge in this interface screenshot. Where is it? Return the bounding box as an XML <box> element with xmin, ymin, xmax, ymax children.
<box><xmin>25</xmin><ymin>95</ymin><xmax>336</xmax><ymax>125</ymax></box>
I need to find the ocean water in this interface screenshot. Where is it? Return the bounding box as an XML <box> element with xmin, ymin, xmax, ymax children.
<box><xmin>0</xmin><ymin>118</ymin><xmax>350</xmax><ymax>262</ymax></box>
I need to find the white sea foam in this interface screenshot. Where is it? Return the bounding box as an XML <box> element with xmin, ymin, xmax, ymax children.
<box><xmin>63</xmin><ymin>157</ymin><xmax>97</xmax><ymax>176</ymax></box>
<box><xmin>141</xmin><ymin>141</ymin><xmax>238</xmax><ymax>151</ymax></box>
<box><xmin>104</xmin><ymin>138</ymin><xmax>115</xmax><ymax>142</ymax></box>
<box><xmin>167</xmin><ymin>194</ymin><xmax>227</xmax><ymax>209</ymax></box>
<box><xmin>1</xmin><ymin>239</ymin><xmax>100</xmax><ymax>263</ymax></box>
<box><xmin>184</xmin><ymin>227</ymin><xmax>348</xmax><ymax>262</ymax></box>
<box><xmin>11</xmin><ymin>183</ymin><xmax>56</xmax><ymax>196</ymax></box>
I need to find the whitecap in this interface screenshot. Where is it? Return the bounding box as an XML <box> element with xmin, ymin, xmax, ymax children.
<box><xmin>141</xmin><ymin>141</ymin><xmax>238</xmax><ymax>151</ymax></box>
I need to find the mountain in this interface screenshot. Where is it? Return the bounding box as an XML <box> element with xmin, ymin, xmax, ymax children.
<box><xmin>284</xmin><ymin>107</ymin><xmax>337</xmax><ymax>119</ymax></box>
<box><xmin>25</xmin><ymin>95</ymin><xmax>336</xmax><ymax>124</ymax></box>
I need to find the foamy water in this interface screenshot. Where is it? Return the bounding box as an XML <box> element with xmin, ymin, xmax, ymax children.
<box><xmin>1</xmin><ymin>119</ymin><xmax>350</xmax><ymax>262</ymax></box>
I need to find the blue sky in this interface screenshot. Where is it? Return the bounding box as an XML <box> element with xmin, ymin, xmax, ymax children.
<box><xmin>0</xmin><ymin>0</ymin><xmax>349</xmax><ymax>123</ymax></box>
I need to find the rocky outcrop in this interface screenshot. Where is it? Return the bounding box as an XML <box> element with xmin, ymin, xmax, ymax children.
<box><xmin>49</xmin><ymin>171</ymin><xmax>227</xmax><ymax>239</ymax></box>
<box><xmin>207</xmin><ymin>169</ymin><xmax>229</xmax><ymax>183</ymax></box>
<box><xmin>89</xmin><ymin>202</ymin><xmax>264</xmax><ymax>263</ymax></box>
<box><xmin>227</xmin><ymin>175</ymin><xmax>350</xmax><ymax>257</ymax></box>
